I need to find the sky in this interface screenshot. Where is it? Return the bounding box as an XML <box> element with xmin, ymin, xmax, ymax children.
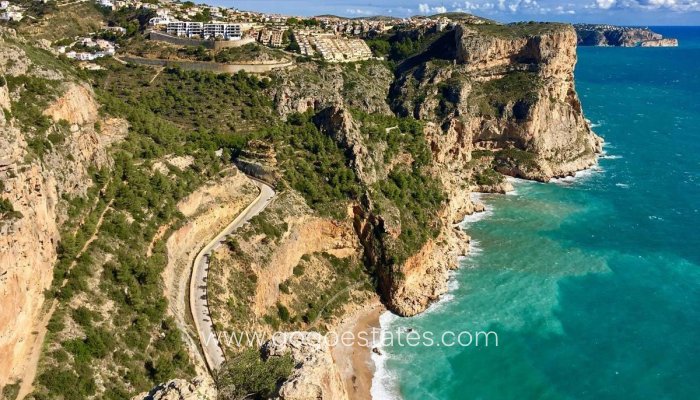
<box><xmin>210</xmin><ymin>0</ymin><xmax>700</xmax><ymax>25</ymax></box>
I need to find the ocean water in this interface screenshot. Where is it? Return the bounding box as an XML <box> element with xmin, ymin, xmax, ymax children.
<box><xmin>373</xmin><ymin>26</ymin><xmax>700</xmax><ymax>400</ymax></box>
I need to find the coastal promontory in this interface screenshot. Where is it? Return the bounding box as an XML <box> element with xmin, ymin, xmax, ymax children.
<box><xmin>575</xmin><ymin>24</ymin><xmax>679</xmax><ymax>47</ymax></box>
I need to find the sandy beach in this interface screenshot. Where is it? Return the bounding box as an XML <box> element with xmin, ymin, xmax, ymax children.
<box><xmin>333</xmin><ymin>300</ymin><xmax>386</xmax><ymax>400</ymax></box>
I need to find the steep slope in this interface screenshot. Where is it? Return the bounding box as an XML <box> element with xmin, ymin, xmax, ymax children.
<box><xmin>297</xmin><ymin>22</ymin><xmax>602</xmax><ymax>317</ymax></box>
<box><xmin>0</xmin><ymin>28</ymin><xmax>126</xmax><ymax>389</ymax></box>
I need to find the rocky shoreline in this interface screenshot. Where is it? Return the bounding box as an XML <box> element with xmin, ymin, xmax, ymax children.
<box><xmin>575</xmin><ymin>24</ymin><xmax>679</xmax><ymax>47</ymax></box>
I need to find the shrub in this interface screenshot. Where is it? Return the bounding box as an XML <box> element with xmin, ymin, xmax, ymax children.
<box><xmin>279</xmin><ymin>281</ymin><xmax>291</xmax><ymax>294</ymax></box>
<box><xmin>293</xmin><ymin>264</ymin><xmax>305</xmax><ymax>277</ymax></box>
<box><xmin>276</xmin><ymin>302</ymin><xmax>291</xmax><ymax>322</ymax></box>
<box><xmin>216</xmin><ymin>349</ymin><xmax>294</xmax><ymax>400</ymax></box>
<box><xmin>474</xmin><ymin>169</ymin><xmax>504</xmax><ymax>186</ymax></box>
<box><xmin>0</xmin><ymin>198</ymin><xmax>22</xmax><ymax>220</ymax></box>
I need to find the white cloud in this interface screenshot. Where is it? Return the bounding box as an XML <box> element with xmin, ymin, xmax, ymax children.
<box><xmin>418</xmin><ymin>3</ymin><xmax>448</xmax><ymax>13</ymax></box>
<box><xmin>555</xmin><ymin>5</ymin><xmax>576</xmax><ymax>14</ymax></box>
<box><xmin>346</xmin><ymin>8</ymin><xmax>373</xmax><ymax>15</ymax></box>
<box><xmin>599</xmin><ymin>0</ymin><xmax>700</xmax><ymax>10</ymax></box>
<box><xmin>456</xmin><ymin>1</ymin><xmax>496</xmax><ymax>11</ymax></box>
<box><xmin>596</xmin><ymin>0</ymin><xmax>617</xmax><ymax>8</ymax></box>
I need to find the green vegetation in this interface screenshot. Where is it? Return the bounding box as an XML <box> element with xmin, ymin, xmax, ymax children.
<box><xmin>471</xmin><ymin>71</ymin><xmax>541</xmax><ymax>118</ymax></box>
<box><xmin>472</xmin><ymin>149</ymin><xmax>494</xmax><ymax>159</ymax></box>
<box><xmin>17</xmin><ymin>2</ymin><xmax>104</xmax><ymax>41</ymax></box>
<box><xmin>281</xmin><ymin>253</ymin><xmax>374</xmax><ymax>327</ymax></box>
<box><xmin>495</xmin><ymin>148</ymin><xmax>539</xmax><ymax>170</ymax></box>
<box><xmin>262</xmin><ymin>112</ymin><xmax>361</xmax><ymax>219</ymax></box>
<box><xmin>1</xmin><ymin>380</ymin><xmax>20</xmax><ymax>400</ymax></box>
<box><xmin>0</xmin><ymin>198</ymin><xmax>22</xmax><ymax>221</ymax></box>
<box><xmin>377</xmin><ymin>169</ymin><xmax>444</xmax><ymax>266</ymax></box>
<box><xmin>246</xmin><ymin>213</ymin><xmax>288</xmax><ymax>242</ymax></box>
<box><xmin>285</xmin><ymin>17</ymin><xmax>320</xmax><ymax>27</ymax></box>
<box><xmin>277</xmin><ymin>302</ymin><xmax>291</xmax><ymax>322</ymax></box>
<box><xmin>216</xmin><ymin>349</ymin><xmax>294</xmax><ymax>400</ymax></box>
<box><xmin>474</xmin><ymin>168</ymin><xmax>504</xmax><ymax>186</ymax></box>
<box><xmin>34</xmin><ymin>63</ymin><xmax>267</xmax><ymax>398</ymax></box>
<box><xmin>208</xmin><ymin>254</ymin><xmax>258</xmax><ymax>331</ymax></box>
<box><xmin>101</xmin><ymin>6</ymin><xmax>155</xmax><ymax>38</ymax></box>
<box><xmin>469</xmin><ymin>21</ymin><xmax>568</xmax><ymax>39</ymax></box>
<box><xmin>96</xmin><ymin>64</ymin><xmax>274</xmax><ymax>139</ymax></box>
<box><xmin>436</xmin><ymin>78</ymin><xmax>463</xmax><ymax>118</ymax></box>
<box><xmin>178</xmin><ymin>45</ymin><xmax>212</xmax><ymax>61</ymax></box>
<box><xmin>4</xmin><ymin>75</ymin><xmax>59</xmax><ymax>159</ymax></box>
<box><xmin>215</xmin><ymin>43</ymin><xmax>287</xmax><ymax>63</ymax></box>
<box><xmin>349</xmin><ymin>110</ymin><xmax>444</xmax><ymax>266</ymax></box>
<box><xmin>351</xmin><ymin>109</ymin><xmax>431</xmax><ymax>165</ymax></box>
<box><xmin>367</xmin><ymin>28</ymin><xmax>450</xmax><ymax>64</ymax></box>
<box><xmin>293</xmin><ymin>264</ymin><xmax>305</xmax><ymax>277</ymax></box>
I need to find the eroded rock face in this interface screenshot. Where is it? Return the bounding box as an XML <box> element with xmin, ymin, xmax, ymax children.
<box><xmin>263</xmin><ymin>332</ymin><xmax>349</xmax><ymax>400</ymax></box>
<box><xmin>393</xmin><ymin>24</ymin><xmax>602</xmax><ymax>183</ymax></box>
<box><xmin>270</xmin><ymin>62</ymin><xmax>393</xmax><ymax>118</ymax></box>
<box><xmin>130</xmin><ymin>378</ymin><xmax>217</xmax><ymax>400</ymax></box>
<box><xmin>313</xmin><ymin>106</ymin><xmax>388</xmax><ymax>186</ymax></box>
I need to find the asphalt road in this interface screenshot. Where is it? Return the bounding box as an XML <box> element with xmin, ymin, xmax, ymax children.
<box><xmin>190</xmin><ymin>179</ymin><xmax>275</xmax><ymax>371</ymax></box>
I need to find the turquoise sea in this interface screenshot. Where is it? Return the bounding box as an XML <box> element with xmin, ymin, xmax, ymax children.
<box><xmin>373</xmin><ymin>27</ymin><xmax>700</xmax><ymax>400</ymax></box>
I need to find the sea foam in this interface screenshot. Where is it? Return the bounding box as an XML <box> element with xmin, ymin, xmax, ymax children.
<box><xmin>371</xmin><ymin>312</ymin><xmax>402</xmax><ymax>400</ymax></box>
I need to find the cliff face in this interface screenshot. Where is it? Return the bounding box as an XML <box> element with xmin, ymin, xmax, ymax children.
<box><xmin>393</xmin><ymin>23</ymin><xmax>601</xmax><ymax>183</ymax></box>
<box><xmin>359</xmin><ymin>23</ymin><xmax>600</xmax><ymax>316</ymax></box>
<box><xmin>0</xmin><ymin>30</ymin><xmax>125</xmax><ymax>387</ymax></box>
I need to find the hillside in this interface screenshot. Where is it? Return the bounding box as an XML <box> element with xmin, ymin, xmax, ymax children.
<box><xmin>0</xmin><ymin>7</ymin><xmax>600</xmax><ymax>400</ymax></box>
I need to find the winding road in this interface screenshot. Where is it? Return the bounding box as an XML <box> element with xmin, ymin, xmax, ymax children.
<box><xmin>189</xmin><ymin>179</ymin><xmax>275</xmax><ymax>372</ymax></box>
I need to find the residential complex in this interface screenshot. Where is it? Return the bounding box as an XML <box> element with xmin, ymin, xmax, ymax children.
<box><xmin>0</xmin><ymin>0</ymin><xmax>467</xmax><ymax>66</ymax></box>
<box><xmin>166</xmin><ymin>22</ymin><xmax>242</xmax><ymax>40</ymax></box>
<box><xmin>293</xmin><ymin>30</ymin><xmax>373</xmax><ymax>62</ymax></box>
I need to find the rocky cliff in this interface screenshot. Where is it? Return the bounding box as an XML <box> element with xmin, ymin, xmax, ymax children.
<box><xmin>0</xmin><ymin>29</ymin><xmax>126</xmax><ymax>388</ymax></box>
<box><xmin>1</xmin><ymin>11</ymin><xmax>604</xmax><ymax>399</ymax></box>
<box><xmin>392</xmin><ymin>23</ymin><xmax>602</xmax><ymax>183</ymax></box>
<box><xmin>321</xmin><ymin>22</ymin><xmax>602</xmax><ymax>316</ymax></box>
<box><xmin>575</xmin><ymin>24</ymin><xmax>678</xmax><ymax>47</ymax></box>
<box><xmin>263</xmin><ymin>332</ymin><xmax>349</xmax><ymax>400</ymax></box>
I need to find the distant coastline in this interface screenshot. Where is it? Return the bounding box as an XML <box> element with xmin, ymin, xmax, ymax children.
<box><xmin>574</xmin><ymin>24</ymin><xmax>679</xmax><ymax>47</ymax></box>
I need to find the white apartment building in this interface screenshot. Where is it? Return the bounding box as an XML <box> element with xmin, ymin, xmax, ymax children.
<box><xmin>166</xmin><ymin>21</ymin><xmax>241</xmax><ymax>40</ymax></box>
<box><xmin>203</xmin><ymin>23</ymin><xmax>241</xmax><ymax>40</ymax></box>
<box><xmin>167</xmin><ymin>21</ymin><xmax>203</xmax><ymax>37</ymax></box>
